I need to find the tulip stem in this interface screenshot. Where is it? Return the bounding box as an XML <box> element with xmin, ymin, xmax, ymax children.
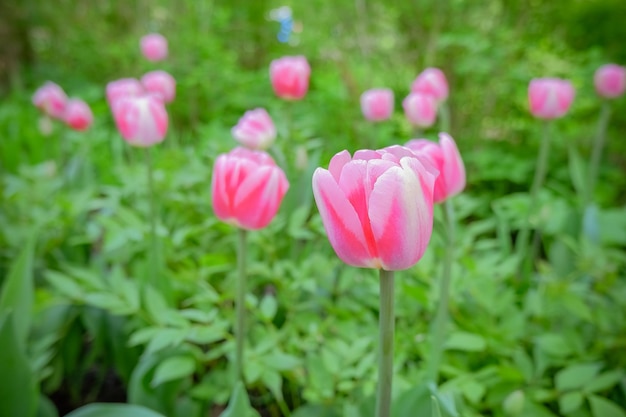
<box><xmin>439</xmin><ymin>102</ymin><xmax>451</xmax><ymax>133</ymax></box>
<box><xmin>376</xmin><ymin>269</ymin><xmax>395</xmax><ymax>417</ymax></box>
<box><xmin>235</xmin><ymin>228</ymin><xmax>248</xmax><ymax>383</ymax></box>
<box><xmin>145</xmin><ymin>148</ymin><xmax>164</xmax><ymax>295</ymax></box>
<box><xmin>428</xmin><ymin>198</ymin><xmax>455</xmax><ymax>384</ymax></box>
<box><xmin>516</xmin><ymin>121</ymin><xmax>552</xmax><ymax>277</ymax></box>
<box><xmin>587</xmin><ymin>101</ymin><xmax>612</xmax><ymax>205</ymax></box>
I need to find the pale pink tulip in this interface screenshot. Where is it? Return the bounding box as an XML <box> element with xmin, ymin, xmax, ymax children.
<box><xmin>312</xmin><ymin>146</ymin><xmax>438</xmax><ymax>271</ymax></box>
<box><xmin>106</xmin><ymin>78</ymin><xmax>144</xmax><ymax>110</ymax></box>
<box><xmin>211</xmin><ymin>147</ymin><xmax>289</xmax><ymax>230</ymax></box>
<box><xmin>140</xmin><ymin>33</ymin><xmax>168</xmax><ymax>62</ymax></box>
<box><xmin>32</xmin><ymin>81</ymin><xmax>68</xmax><ymax>119</ymax></box>
<box><xmin>64</xmin><ymin>98</ymin><xmax>93</xmax><ymax>131</ymax></box>
<box><xmin>528</xmin><ymin>78</ymin><xmax>575</xmax><ymax>119</ymax></box>
<box><xmin>594</xmin><ymin>64</ymin><xmax>626</xmax><ymax>99</ymax></box>
<box><xmin>411</xmin><ymin>68</ymin><xmax>449</xmax><ymax>102</ymax></box>
<box><xmin>231</xmin><ymin>108</ymin><xmax>276</xmax><ymax>150</ymax></box>
<box><xmin>406</xmin><ymin>133</ymin><xmax>465</xmax><ymax>203</ymax></box>
<box><xmin>403</xmin><ymin>92</ymin><xmax>437</xmax><ymax>128</ymax></box>
<box><xmin>141</xmin><ymin>70</ymin><xmax>176</xmax><ymax>103</ymax></box>
<box><xmin>113</xmin><ymin>95</ymin><xmax>168</xmax><ymax>147</ymax></box>
<box><xmin>269</xmin><ymin>55</ymin><xmax>311</xmax><ymax>100</ymax></box>
<box><xmin>360</xmin><ymin>88</ymin><xmax>394</xmax><ymax>122</ymax></box>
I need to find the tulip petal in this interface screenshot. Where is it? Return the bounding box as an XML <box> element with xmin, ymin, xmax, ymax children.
<box><xmin>328</xmin><ymin>150</ymin><xmax>352</xmax><ymax>182</ymax></box>
<box><xmin>234</xmin><ymin>165</ymin><xmax>284</xmax><ymax>229</ymax></box>
<box><xmin>439</xmin><ymin>133</ymin><xmax>466</xmax><ymax>199</ymax></box>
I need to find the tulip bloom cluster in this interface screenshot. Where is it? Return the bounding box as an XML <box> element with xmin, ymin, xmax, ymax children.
<box><xmin>32</xmin><ymin>81</ymin><xmax>93</xmax><ymax>132</ymax></box>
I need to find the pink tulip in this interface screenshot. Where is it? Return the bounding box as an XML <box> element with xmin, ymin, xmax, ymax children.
<box><xmin>594</xmin><ymin>64</ymin><xmax>626</xmax><ymax>99</ymax></box>
<box><xmin>312</xmin><ymin>146</ymin><xmax>438</xmax><ymax>271</ymax></box>
<box><xmin>32</xmin><ymin>81</ymin><xmax>68</xmax><ymax>119</ymax></box>
<box><xmin>211</xmin><ymin>147</ymin><xmax>289</xmax><ymax>230</ymax></box>
<box><xmin>528</xmin><ymin>78</ymin><xmax>575</xmax><ymax>119</ymax></box>
<box><xmin>113</xmin><ymin>95</ymin><xmax>168</xmax><ymax>147</ymax></box>
<box><xmin>269</xmin><ymin>55</ymin><xmax>311</xmax><ymax>100</ymax></box>
<box><xmin>64</xmin><ymin>98</ymin><xmax>94</xmax><ymax>131</ymax></box>
<box><xmin>231</xmin><ymin>108</ymin><xmax>276</xmax><ymax>150</ymax></box>
<box><xmin>403</xmin><ymin>92</ymin><xmax>437</xmax><ymax>128</ymax></box>
<box><xmin>411</xmin><ymin>68</ymin><xmax>449</xmax><ymax>102</ymax></box>
<box><xmin>140</xmin><ymin>33</ymin><xmax>168</xmax><ymax>62</ymax></box>
<box><xmin>406</xmin><ymin>133</ymin><xmax>466</xmax><ymax>203</ymax></box>
<box><xmin>106</xmin><ymin>78</ymin><xmax>144</xmax><ymax>110</ymax></box>
<box><xmin>360</xmin><ymin>88</ymin><xmax>394</xmax><ymax>122</ymax></box>
<box><xmin>141</xmin><ymin>70</ymin><xmax>176</xmax><ymax>103</ymax></box>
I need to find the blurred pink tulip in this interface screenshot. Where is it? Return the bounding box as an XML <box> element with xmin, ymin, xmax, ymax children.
<box><xmin>140</xmin><ymin>33</ymin><xmax>168</xmax><ymax>61</ymax></box>
<box><xmin>312</xmin><ymin>146</ymin><xmax>437</xmax><ymax>270</ymax></box>
<box><xmin>406</xmin><ymin>133</ymin><xmax>466</xmax><ymax>203</ymax></box>
<box><xmin>211</xmin><ymin>147</ymin><xmax>289</xmax><ymax>230</ymax></box>
<box><xmin>411</xmin><ymin>68</ymin><xmax>449</xmax><ymax>102</ymax></box>
<box><xmin>528</xmin><ymin>78</ymin><xmax>575</xmax><ymax>119</ymax></box>
<box><xmin>269</xmin><ymin>55</ymin><xmax>311</xmax><ymax>100</ymax></box>
<box><xmin>33</xmin><ymin>81</ymin><xmax>68</xmax><ymax>119</ymax></box>
<box><xmin>64</xmin><ymin>98</ymin><xmax>94</xmax><ymax>131</ymax></box>
<box><xmin>231</xmin><ymin>108</ymin><xmax>276</xmax><ymax>150</ymax></box>
<box><xmin>403</xmin><ymin>92</ymin><xmax>437</xmax><ymax>128</ymax></box>
<box><xmin>113</xmin><ymin>95</ymin><xmax>168</xmax><ymax>147</ymax></box>
<box><xmin>106</xmin><ymin>78</ymin><xmax>144</xmax><ymax>110</ymax></box>
<box><xmin>360</xmin><ymin>88</ymin><xmax>394</xmax><ymax>122</ymax></box>
<box><xmin>141</xmin><ymin>70</ymin><xmax>176</xmax><ymax>103</ymax></box>
<box><xmin>594</xmin><ymin>64</ymin><xmax>626</xmax><ymax>99</ymax></box>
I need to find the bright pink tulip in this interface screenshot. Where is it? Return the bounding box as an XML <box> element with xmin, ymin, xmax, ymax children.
<box><xmin>231</xmin><ymin>108</ymin><xmax>276</xmax><ymax>150</ymax></box>
<box><xmin>360</xmin><ymin>88</ymin><xmax>394</xmax><ymax>122</ymax></box>
<box><xmin>32</xmin><ymin>81</ymin><xmax>67</xmax><ymax>119</ymax></box>
<box><xmin>106</xmin><ymin>78</ymin><xmax>144</xmax><ymax>110</ymax></box>
<box><xmin>211</xmin><ymin>147</ymin><xmax>289</xmax><ymax>230</ymax></box>
<box><xmin>528</xmin><ymin>78</ymin><xmax>575</xmax><ymax>119</ymax></box>
<box><xmin>140</xmin><ymin>33</ymin><xmax>168</xmax><ymax>62</ymax></box>
<box><xmin>594</xmin><ymin>64</ymin><xmax>626</xmax><ymax>99</ymax></box>
<box><xmin>312</xmin><ymin>146</ymin><xmax>438</xmax><ymax>271</ymax></box>
<box><xmin>406</xmin><ymin>133</ymin><xmax>465</xmax><ymax>203</ymax></box>
<box><xmin>411</xmin><ymin>68</ymin><xmax>449</xmax><ymax>102</ymax></box>
<box><xmin>403</xmin><ymin>92</ymin><xmax>437</xmax><ymax>128</ymax></box>
<box><xmin>64</xmin><ymin>98</ymin><xmax>93</xmax><ymax>131</ymax></box>
<box><xmin>113</xmin><ymin>95</ymin><xmax>168</xmax><ymax>147</ymax></box>
<box><xmin>141</xmin><ymin>70</ymin><xmax>176</xmax><ymax>103</ymax></box>
<box><xmin>269</xmin><ymin>55</ymin><xmax>311</xmax><ymax>100</ymax></box>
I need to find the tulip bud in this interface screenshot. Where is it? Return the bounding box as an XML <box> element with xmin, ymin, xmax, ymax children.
<box><xmin>411</xmin><ymin>67</ymin><xmax>449</xmax><ymax>102</ymax></box>
<box><xmin>231</xmin><ymin>108</ymin><xmax>277</xmax><ymax>150</ymax></box>
<box><xmin>113</xmin><ymin>95</ymin><xmax>168</xmax><ymax>147</ymax></box>
<box><xmin>33</xmin><ymin>81</ymin><xmax>68</xmax><ymax>120</ymax></box>
<box><xmin>140</xmin><ymin>33</ymin><xmax>168</xmax><ymax>62</ymax></box>
<box><xmin>360</xmin><ymin>88</ymin><xmax>394</xmax><ymax>122</ymax></box>
<box><xmin>141</xmin><ymin>70</ymin><xmax>176</xmax><ymax>103</ymax></box>
<box><xmin>269</xmin><ymin>55</ymin><xmax>311</xmax><ymax>100</ymax></box>
<box><xmin>403</xmin><ymin>92</ymin><xmax>437</xmax><ymax>128</ymax></box>
<box><xmin>594</xmin><ymin>64</ymin><xmax>626</xmax><ymax>99</ymax></box>
<box><xmin>64</xmin><ymin>98</ymin><xmax>94</xmax><ymax>131</ymax></box>
<box><xmin>528</xmin><ymin>78</ymin><xmax>575</xmax><ymax>119</ymax></box>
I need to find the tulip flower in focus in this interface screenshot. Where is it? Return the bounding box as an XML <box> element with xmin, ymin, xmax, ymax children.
<box><xmin>403</xmin><ymin>92</ymin><xmax>437</xmax><ymax>128</ymax></box>
<box><xmin>594</xmin><ymin>64</ymin><xmax>626</xmax><ymax>99</ymax></box>
<box><xmin>231</xmin><ymin>108</ymin><xmax>277</xmax><ymax>150</ymax></box>
<box><xmin>141</xmin><ymin>70</ymin><xmax>176</xmax><ymax>103</ymax></box>
<box><xmin>33</xmin><ymin>81</ymin><xmax>68</xmax><ymax>120</ymax></box>
<box><xmin>106</xmin><ymin>78</ymin><xmax>144</xmax><ymax>110</ymax></box>
<box><xmin>113</xmin><ymin>95</ymin><xmax>168</xmax><ymax>147</ymax></box>
<box><xmin>269</xmin><ymin>55</ymin><xmax>311</xmax><ymax>100</ymax></box>
<box><xmin>312</xmin><ymin>145</ymin><xmax>437</xmax><ymax>271</ymax></box>
<box><xmin>406</xmin><ymin>133</ymin><xmax>466</xmax><ymax>203</ymax></box>
<box><xmin>411</xmin><ymin>68</ymin><xmax>449</xmax><ymax>103</ymax></box>
<box><xmin>64</xmin><ymin>98</ymin><xmax>94</xmax><ymax>131</ymax></box>
<box><xmin>211</xmin><ymin>147</ymin><xmax>289</xmax><ymax>230</ymax></box>
<box><xmin>528</xmin><ymin>78</ymin><xmax>575</xmax><ymax>119</ymax></box>
<box><xmin>140</xmin><ymin>33</ymin><xmax>168</xmax><ymax>61</ymax></box>
<box><xmin>360</xmin><ymin>88</ymin><xmax>394</xmax><ymax>122</ymax></box>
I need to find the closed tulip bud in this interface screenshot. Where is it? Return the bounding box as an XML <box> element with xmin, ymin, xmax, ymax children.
<box><xmin>141</xmin><ymin>70</ymin><xmax>176</xmax><ymax>103</ymax></box>
<box><xmin>33</xmin><ymin>81</ymin><xmax>68</xmax><ymax>120</ymax></box>
<box><xmin>211</xmin><ymin>147</ymin><xmax>289</xmax><ymax>230</ymax></box>
<box><xmin>361</xmin><ymin>88</ymin><xmax>394</xmax><ymax>122</ymax></box>
<box><xmin>403</xmin><ymin>92</ymin><xmax>437</xmax><ymax>128</ymax></box>
<box><xmin>411</xmin><ymin>67</ymin><xmax>449</xmax><ymax>102</ymax></box>
<box><xmin>594</xmin><ymin>64</ymin><xmax>626</xmax><ymax>99</ymax></box>
<box><xmin>106</xmin><ymin>78</ymin><xmax>144</xmax><ymax>110</ymax></box>
<box><xmin>113</xmin><ymin>95</ymin><xmax>168</xmax><ymax>147</ymax></box>
<box><xmin>231</xmin><ymin>108</ymin><xmax>276</xmax><ymax>150</ymax></box>
<box><xmin>140</xmin><ymin>33</ymin><xmax>168</xmax><ymax>61</ymax></box>
<box><xmin>312</xmin><ymin>146</ymin><xmax>437</xmax><ymax>270</ymax></box>
<box><xmin>528</xmin><ymin>78</ymin><xmax>575</xmax><ymax>119</ymax></box>
<box><xmin>64</xmin><ymin>98</ymin><xmax>94</xmax><ymax>131</ymax></box>
<box><xmin>406</xmin><ymin>133</ymin><xmax>466</xmax><ymax>203</ymax></box>
<box><xmin>269</xmin><ymin>55</ymin><xmax>311</xmax><ymax>100</ymax></box>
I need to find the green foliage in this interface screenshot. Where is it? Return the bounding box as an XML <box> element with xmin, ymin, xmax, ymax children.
<box><xmin>64</xmin><ymin>403</ymin><xmax>166</xmax><ymax>417</ymax></box>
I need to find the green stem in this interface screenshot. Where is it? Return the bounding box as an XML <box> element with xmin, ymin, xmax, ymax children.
<box><xmin>587</xmin><ymin>101</ymin><xmax>612</xmax><ymax>205</ymax></box>
<box><xmin>235</xmin><ymin>228</ymin><xmax>248</xmax><ymax>383</ymax></box>
<box><xmin>145</xmin><ymin>148</ymin><xmax>159</xmax><ymax>289</ymax></box>
<box><xmin>413</xmin><ymin>127</ymin><xmax>424</xmax><ymax>138</ymax></box>
<box><xmin>428</xmin><ymin>199</ymin><xmax>455</xmax><ymax>383</ymax></box>
<box><xmin>438</xmin><ymin>102</ymin><xmax>451</xmax><ymax>134</ymax></box>
<box><xmin>376</xmin><ymin>269</ymin><xmax>395</xmax><ymax>417</ymax></box>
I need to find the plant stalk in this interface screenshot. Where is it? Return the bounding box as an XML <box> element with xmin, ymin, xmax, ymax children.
<box><xmin>439</xmin><ymin>102</ymin><xmax>451</xmax><ymax>134</ymax></box>
<box><xmin>587</xmin><ymin>101</ymin><xmax>612</xmax><ymax>205</ymax></box>
<box><xmin>376</xmin><ymin>269</ymin><xmax>395</xmax><ymax>417</ymax></box>
<box><xmin>235</xmin><ymin>228</ymin><xmax>248</xmax><ymax>382</ymax></box>
<box><xmin>145</xmin><ymin>147</ymin><xmax>160</xmax><ymax>289</ymax></box>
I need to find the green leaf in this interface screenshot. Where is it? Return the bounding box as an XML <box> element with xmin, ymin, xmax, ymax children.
<box><xmin>568</xmin><ymin>147</ymin><xmax>587</xmax><ymax>199</ymax></box>
<box><xmin>588</xmin><ymin>395</ymin><xmax>626</xmax><ymax>417</ymax></box>
<box><xmin>536</xmin><ymin>333</ymin><xmax>572</xmax><ymax>357</ymax></box>
<box><xmin>444</xmin><ymin>332</ymin><xmax>486</xmax><ymax>352</ymax></box>
<box><xmin>292</xmin><ymin>405</ymin><xmax>340</xmax><ymax>417</ymax></box>
<box><xmin>559</xmin><ymin>391</ymin><xmax>583</xmax><ymax>414</ymax></box>
<box><xmin>36</xmin><ymin>395</ymin><xmax>59</xmax><ymax>417</ymax></box>
<box><xmin>259</xmin><ymin>294</ymin><xmax>278</xmax><ymax>321</ymax></box>
<box><xmin>261</xmin><ymin>370</ymin><xmax>283</xmax><ymax>401</ymax></box>
<box><xmin>219</xmin><ymin>382</ymin><xmax>261</xmax><ymax>417</ymax></box>
<box><xmin>46</xmin><ymin>271</ymin><xmax>84</xmax><ymax>300</ymax></box>
<box><xmin>151</xmin><ymin>355</ymin><xmax>196</xmax><ymax>387</ymax></box>
<box><xmin>431</xmin><ymin>396</ymin><xmax>443</xmax><ymax>417</ymax></box>
<box><xmin>555</xmin><ymin>363</ymin><xmax>602</xmax><ymax>391</ymax></box>
<box><xmin>263</xmin><ymin>350</ymin><xmax>301</xmax><ymax>371</ymax></box>
<box><xmin>64</xmin><ymin>403</ymin><xmax>167</xmax><ymax>417</ymax></box>
<box><xmin>584</xmin><ymin>370</ymin><xmax>624</xmax><ymax>394</ymax></box>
